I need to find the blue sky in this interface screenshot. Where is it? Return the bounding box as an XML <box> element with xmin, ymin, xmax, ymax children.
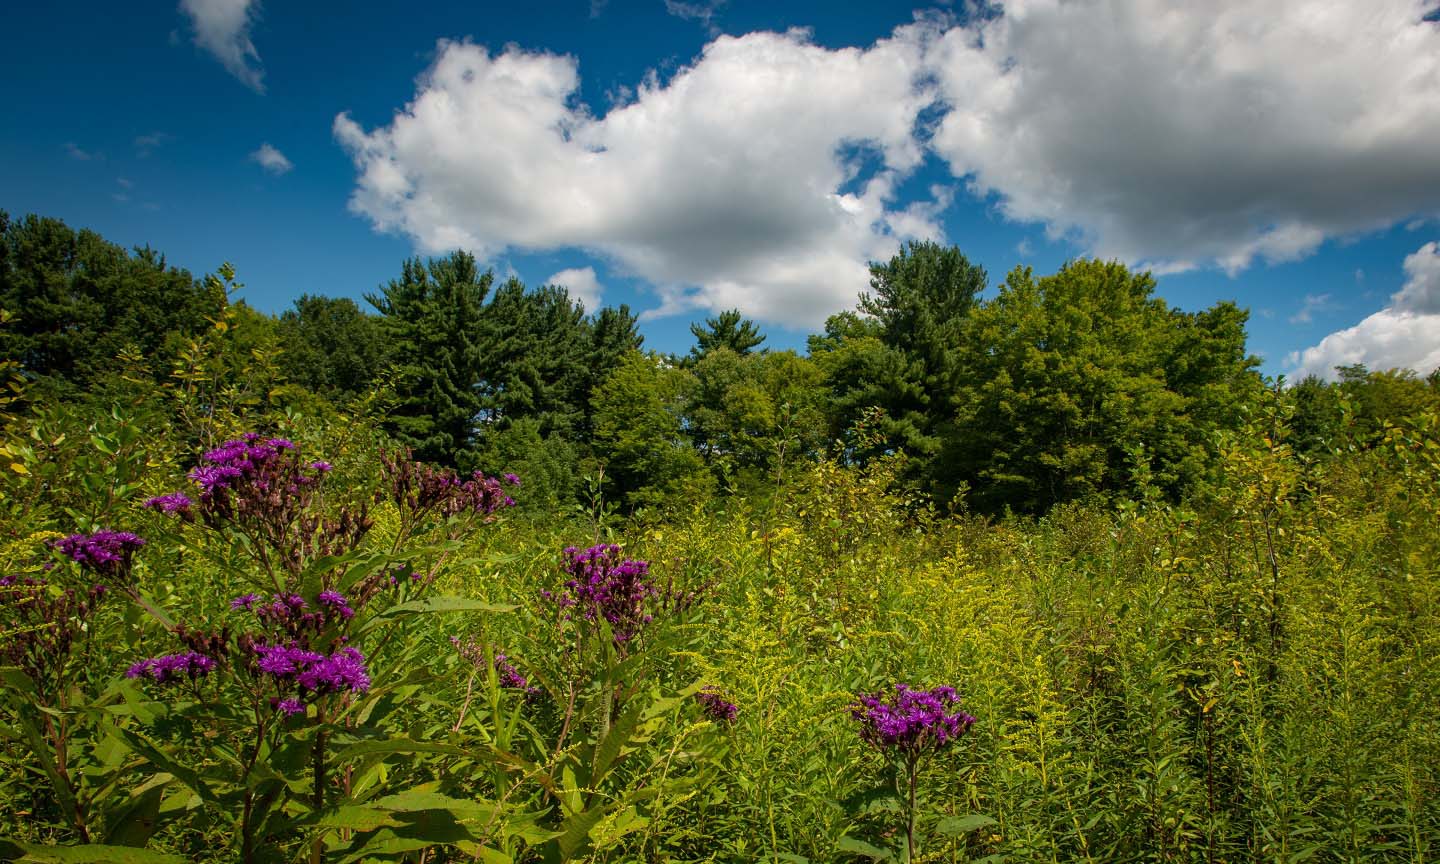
<box><xmin>3</xmin><ymin>1</ymin><xmax>1439</xmax><ymax>377</ymax></box>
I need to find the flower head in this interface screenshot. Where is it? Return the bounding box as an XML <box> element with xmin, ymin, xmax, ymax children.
<box><xmin>851</xmin><ymin>684</ymin><xmax>975</xmax><ymax>756</ymax></box>
<box><xmin>125</xmin><ymin>651</ymin><xmax>216</xmax><ymax>684</ymax></box>
<box><xmin>317</xmin><ymin>589</ymin><xmax>354</xmax><ymax>620</ymax></box>
<box><xmin>143</xmin><ymin>492</ymin><xmax>193</xmax><ymax>515</ymax></box>
<box><xmin>550</xmin><ymin>544</ymin><xmax>654</xmax><ymax>644</ymax></box>
<box><xmin>52</xmin><ymin>529</ymin><xmax>145</xmax><ymax>581</ymax></box>
<box><xmin>696</xmin><ymin>685</ymin><xmax>738</xmax><ymax>723</ymax></box>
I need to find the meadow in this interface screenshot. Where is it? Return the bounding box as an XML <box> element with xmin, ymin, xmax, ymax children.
<box><xmin>1</xmin><ymin>394</ymin><xmax>1437</xmax><ymax>863</ymax></box>
<box><xmin>1</xmin><ymin>214</ymin><xmax>1438</xmax><ymax>861</ymax></box>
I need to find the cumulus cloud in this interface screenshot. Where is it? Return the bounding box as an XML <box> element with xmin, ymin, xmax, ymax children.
<box><xmin>180</xmin><ymin>0</ymin><xmax>265</xmax><ymax>92</ymax></box>
<box><xmin>546</xmin><ymin>266</ymin><xmax>605</xmax><ymax>311</ymax></box>
<box><xmin>336</xmin><ymin>27</ymin><xmax>944</xmax><ymax>327</ymax></box>
<box><xmin>337</xmin><ymin>2</ymin><xmax>1440</xmax><ymax>327</ymax></box>
<box><xmin>1287</xmin><ymin>241</ymin><xmax>1440</xmax><ymax>379</ymax></box>
<box><xmin>928</xmin><ymin>0</ymin><xmax>1440</xmax><ymax>273</ymax></box>
<box><xmin>249</xmin><ymin>142</ymin><xmax>292</xmax><ymax>175</ymax></box>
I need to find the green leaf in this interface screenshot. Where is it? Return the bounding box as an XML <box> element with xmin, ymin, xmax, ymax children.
<box><xmin>331</xmin><ymin>738</ymin><xmax>468</xmax><ymax>763</ymax></box>
<box><xmin>933</xmin><ymin>813</ymin><xmax>998</xmax><ymax>837</ymax></box>
<box><xmin>835</xmin><ymin>836</ymin><xmax>895</xmax><ymax>860</ymax></box>
<box><xmin>0</xmin><ymin>841</ymin><xmax>187</xmax><ymax>863</ymax></box>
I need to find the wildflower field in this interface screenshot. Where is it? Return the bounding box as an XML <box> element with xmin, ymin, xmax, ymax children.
<box><xmin>1</xmin><ymin>398</ymin><xmax>1438</xmax><ymax>864</ymax></box>
<box><xmin>1</xmin><ymin>217</ymin><xmax>1439</xmax><ymax>861</ymax></box>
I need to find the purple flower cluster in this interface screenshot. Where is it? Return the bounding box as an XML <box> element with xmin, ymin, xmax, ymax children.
<box><xmin>546</xmin><ymin>544</ymin><xmax>655</xmax><ymax>644</ymax></box>
<box><xmin>143</xmin><ymin>492</ymin><xmax>193</xmax><ymax>515</ymax></box>
<box><xmin>451</xmin><ymin>637</ymin><xmax>540</xmax><ymax>696</ymax></box>
<box><xmin>379</xmin><ymin>449</ymin><xmax>519</xmax><ymax>521</ymax></box>
<box><xmin>851</xmin><ymin>685</ymin><xmax>975</xmax><ymax>756</ymax></box>
<box><xmin>51</xmin><ymin>529</ymin><xmax>145</xmax><ymax>581</ymax></box>
<box><xmin>696</xmin><ymin>685</ymin><xmax>739</xmax><ymax>723</ymax></box>
<box><xmin>233</xmin><ymin>590</ymin><xmax>355</xmax><ymax>638</ymax></box>
<box><xmin>126</xmin><ymin>651</ymin><xmax>216</xmax><ymax>684</ymax></box>
<box><xmin>317</xmin><ymin>590</ymin><xmax>355</xmax><ymax>620</ymax></box>
<box><xmin>492</xmin><ymin>652</ymin><xmax>539</xmax><ymax>694</ymax></box>
<box><xmin>254</xmin><ymin>643</ymin><xmax>370</xmax><ymax>694</ymax></box>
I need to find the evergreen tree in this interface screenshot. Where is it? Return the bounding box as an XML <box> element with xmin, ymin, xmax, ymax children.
<box><xmin>688</xmin><ymin>309</ymin><xmax>765</xmax><ymax>362</ymax></box>
<box><xmin>0</xmin><ymin>211</ymin><xmax>221</xmax><ymax>385</ymax></box>
<box><xmin>367</xmin><ymin>252</ymin><xmax>489</xmax><ymax>464</ymax></box>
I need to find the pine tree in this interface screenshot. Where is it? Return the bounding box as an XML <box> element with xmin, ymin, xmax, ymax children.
<box><xmin>367</xmin><ymin>252</ymin><xmax>489</xmax><ymax>464</ymax></box>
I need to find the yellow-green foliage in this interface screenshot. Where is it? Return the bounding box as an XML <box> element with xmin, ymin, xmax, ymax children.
<box><xmin>1</xmin><ymin>401</ymin><xmax>1438</xmax><ymax>863</ymax></box>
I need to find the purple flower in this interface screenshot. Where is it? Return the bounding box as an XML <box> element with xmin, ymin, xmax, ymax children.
<box><xmin>274</xmin><ymin>698</ymin><xmax>305</xmax><ymax>716</ymax></box>
<box><xmin>502</xmin><ymin>473</ymin><xmax>521</xmax><ymax>487</ymax></box>
<box><xmin>696</xmin><ymin>686</ymin><xmax>738</xmax><ymax>723</ymax></box>
<box><xmin>254</xmin><ymin>643</ymin><xmax>370</xmax><ymax>694</ymax></box>
<box><xmin>125</xmin><ymin>651</ymin><xmax>215</xmax><ymax>684</ymax></box>
<box><xmin>317</xmin><ymin>589</ymin><xmax>354</xmax><ymax>620</ymax></box>
<box><xmin>230</xmin><ymin>592</ymin><xmax>261</xmax><ymax>611</ymax></box>
<box><xmin>851</xmin><ymin>685</ymin><xmax>975</xmax><ymax>756</ymax></box>
<box><xmin>52</xmin><ymin>530</ymin><xmax>145</xmax><ymax>580</ymax></box>
<box><xmin>189</xmin><ymin>464</ymin><xmax>243</xmax><ymax>494</ymax></box>
<box><xmin>549</xmin><ymin>545</ymin><xmax>655</xmax><ymax>644</ymax></box>
<box><xmin>143</xmin><ymin>492</ymin><xmax>193</xmax><ymax>514</ymax></box>
<box><xmin>492</xmin><ymin>652</ymin><xmax>539</xmax><ymax>695</ymax></box>
<box><xmin>309</xmin><ymin>460</ymin><xmax>333</xmax><ymax>473</ymax></box>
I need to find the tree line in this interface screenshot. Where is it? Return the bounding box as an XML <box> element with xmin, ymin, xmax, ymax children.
<box><xmin>3</xmin><ymin>209</ymin><xmax>1437</xmax><ymax>516</ymax></box>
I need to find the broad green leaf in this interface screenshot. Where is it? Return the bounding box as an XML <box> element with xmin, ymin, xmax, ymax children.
<box><xmin>835</xmin><ymin>836</ymin><xmax>895</xmax><ymax>860</ymax></box>
<box><xmin>933</xmin><ymin>813</ymin><xmax>997</xmax><ymax>837</ymax></box>
<box><xmin>0</xmin><ymin>841</ymin><xmax>187</xmax><ymax>863</ymax></box>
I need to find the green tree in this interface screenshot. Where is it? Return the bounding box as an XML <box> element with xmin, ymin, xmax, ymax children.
<box><xmin>276</xmin><ymin>294</ymin><xmax>388</xmax><ymax>398</ymax></box>
<box><xmin>591</xmin><ymin>351</ymin><xmax>711</xmax><ymax>509</ymax></box>
<box><xmin>686</xmin><ymin>348</ymin><xmax>827</xmax><ymax>491</ymax></box>
<box><xmin>476</xmin><ymin>279</ymin><xmax>590</xmax><ymax>438</ymax></box>
<box><xmin>949</xmin><ymin>259</ymin><xmax>1259</xmax><ymax>513</ymax></box>
<box><xmin>0</xmin><ymin>211</ymin><xmax>221</xmax><ymax>385</ymax></box>
<box><xmin>367</xmin><ymin>252</ymin><xmax>489</xmax><ymax>464</ymax></box>
<box><xmin>687</xmin><ymin>309</ymin><xmax>765</xmax><ymax>362</ymax></box>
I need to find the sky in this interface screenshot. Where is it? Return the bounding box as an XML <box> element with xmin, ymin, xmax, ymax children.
<box><xmin>3</xmin><ymin>0</ymin><xmax>1439</xmax><ymax>378</ymax></box>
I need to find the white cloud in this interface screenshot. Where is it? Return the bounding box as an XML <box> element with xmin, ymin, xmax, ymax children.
<box><xmin>666</xmin><ymin>0</ymin><xmax>726</xmax><ymax>34</ymax></box>
<box><xmin>336</xmin><ymin>26</ymin><xmax>945</xmax><ymax>328</ymax></box>
<box><xmin>180</xmin><ymin>0</ymin><xmax>265</xmax><ymax>93</ymax></box>
<box><xmin>1287</xmin><ymin>241</ymin><xmax>1440</xmax><ymax>379</ymax></box>
<box><xmin>64</xmin><ymin>142</ymin><xmax>97</xmax><ymax>161</ymax></box>
<box><xmin>546</xmin><ymin>266</ymin><xmax>605</xmax><ymax>311</ymax></box>
<box><xmin>249</xmin><ymin>142</ymin><xmax>292</xmax><ymax>175</ymax></box>
<box><xmin>928</xmin><ymin>0</ymin><xmax>1440</xmax><ymax>272</ymax></box>
<box><xmin>338</xmin><ymin>3</ymin><xmax>1440</xmax><ymax>328</ymax></box>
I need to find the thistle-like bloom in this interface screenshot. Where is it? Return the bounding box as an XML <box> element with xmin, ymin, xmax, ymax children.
<box><xmin>696</xmin><ymin>685</ymin><xmax>739</xmax><ymax>723</ymax></box>
<box><xmin>274</xmin><ymin>697</ymin><xmax>305</xmax><ymax>716</ymax></box>
<box><xmin>309</xmin><ymin>460</ymin><xmax>333</xmax><ymax>473</ymax></box>
<box><xmin>550</xmin><ymin>544</ymin><xmax>655</xmax><ymax>644</ymax></box>
<box><xmin>851</xmin><ymin>684</ymin><xmax>975</xmax><ymax>756</ymax></box>
<box><xmin>317</xmin><ymin>589</ymin><xmax>354</xmax><ymax>620</ymax></box>
<box><xmin>231</xmin><ymin>593</ymin><xmax>261</xmax><ymax>611</ymax></box>
<box><xmin>254</xmin><ymin>643</ymin><xmax>370</xmax><ymax>694</ymax></box>
<box><xmin>125</xmin><ymin>651</ymin><xmax>216</xmax><ymax>684</ymax></box>
<box><xmin>143</xmin><ymin>492</ymin><xmax>193</xmax><ymax>515</ymax></box>
<box><xmin>52</xmin><ymin>529</ymin><xmax>145</xmax><ymax>581</ymax></box>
